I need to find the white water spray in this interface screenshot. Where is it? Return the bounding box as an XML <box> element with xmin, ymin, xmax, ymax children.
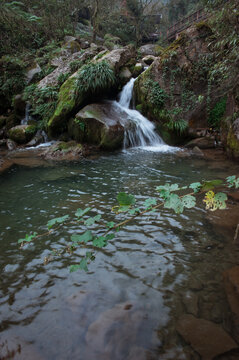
<box><xmin>113</xmin><ymin>78</ymin><xmax>174</xmax><ymax>152</ymax></box>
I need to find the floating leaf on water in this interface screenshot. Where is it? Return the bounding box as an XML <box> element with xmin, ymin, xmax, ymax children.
<box><xmin>144</xmin><ymin>198</ymin><xmax>157</xmax><ymax>209</ymax></box>
<box><xmin>106</xmin><ymin>221</ymin><xmax>115</xmax><ymax>229</ymax></box>
<box><xmin>201</xmin><ymin>179</ymin><xmax>223</xmax><ymax>191</ymax></box>
<box><xmin>84</xmin><ymin>214</ymin><xmax>101</xmax><ymax>226</ymax></box>
<box><xmin>182</xmin><ymin>195</ymin><xmax>196</xmax><ymax>209</ymax></box>
<box><xmin>117</xmin><ymin>192</ymin><xmax>136</xmax><ymax>206</ymax></box>
<box><xmin>18</xmin><ymin>232</ymin><xmax>38</xmax><ymax>244</ymax></box>
<box><xmin>75</xmin><ymin>207</ymin><xmax>91</xmax><ymax>218</ymax></box>
<box><xmin>71</xmin><ymin>230</ymin><xmax>93</xmax><ymax>244</ymax></box>
<box><xmin>93</xmin><ymin>236</ymin><xmax>107</xmax><ymax>248</ymax></box>
<box><xmin>189</xmin><ymin>182</ymin><xmax>201</xmax><ymax>193</ymax></box>
<box><xmin>47</xmin><ymin>215</ymin><xmax>69</xmax><ymax>229</ymax></box>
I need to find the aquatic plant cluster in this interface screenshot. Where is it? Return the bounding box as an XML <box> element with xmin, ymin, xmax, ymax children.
<box><xmin>18</xmin><ymin>176</ymin><xmax>239</xmax><ymax>272</ymax></box>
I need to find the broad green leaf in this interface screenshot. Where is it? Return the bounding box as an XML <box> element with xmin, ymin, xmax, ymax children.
<box><xmin>18</xmin><ymin>232</ymin><xmax>37</xmax><ymax>244</ymax></box>
<box><xmin>128</xmin><ymin>208</ymin><xmax>141</xmax><ymax>215</ymax></box>
<box><xmin>47</xmin><ymin>215</ymin><xmax>69</xmax><ymax>229</ymax></box>
<box><xmin>214</xmin><ymin>192</ymin><xmax>227</xmax><ymax>210</ymax></box>
<box><xmin>201</xmin><ymin>180</ymin><xmax>223</xmax><ymax>191</ymax></box>
<box><xmin>118</xmin><ymin>205</ymin><xmax>131</xmax><ymax>213</ymax></box>
<box><xmin>106</xmin><ymin>221</ymin><xmax>115</xmax><ymax>229</ymax></box>
<box><xmin>226</xmin><ymin>175</ymin><xmax>236</xmax><ymax>187</ymax></box>
<box><xmin>71</xmin><ymin>230</ymin><xmax>93</xmax><ymax>244</ymax></box>
<box><xmin>182</xmin><ymin>195</ymin><xmax>196</xmax><ymax>209</ymax></box>
<box><xmin>164</xmin><ymin>193</ymin><xmax>184</xmax><ymax>214</ymax></box>
<box><xmin>69</xmin><ymin>258</ymin><xmax>88</xmax><ymax>272</ymax></box>
<box><xmin>86</xmin><ymin>251</ymin><xmax>95</xmax><ymax>260</ymax></box>
<box><xmin>144</xmin><ymin>198</ymin><xmax>157</xmax><ymax>209</ymax></box>
<box><xmin>117</xmin><ymin>192</ymin><xmax>136</xmax><ymax>206</ymax></box>
<box><xmin>75</xmin><ymin>207</ymin><xmax>91</xmax><ymax>218</ymax></box>
<box><xmin>189</xmin><ymin>182</ymin><xmax>201</xmax><ymax>193</ymax></box>
<box><xmin>93</xmin><ymin>236</ymin><xmax>107</xmax><ymax>248</ymax></box>
<box><xmin>105</xmin><ymin>233</ymin><xmax>115</xmax><ymax>241</ymax></box>
<box><xmin>84</xmin><ymin>215</ymin><xmax>101</xmax><ymax>226</ymax></box>
<box><xmin>156</xmin><ymin>183</ymin><xmax>179</xmax><ymax>192</ymax></box>
<box><xmin>235</xmin><ymin>178</ymin><xmax>239</xmax><ymax>189</ymax></box>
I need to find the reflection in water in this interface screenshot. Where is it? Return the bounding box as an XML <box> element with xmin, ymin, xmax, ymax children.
<box><xmin>0</xmin><ymin>149</ymin><xmax>239</xmax><ymax>359</ymax></box>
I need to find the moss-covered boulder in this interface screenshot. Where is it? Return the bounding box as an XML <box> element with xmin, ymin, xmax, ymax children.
<box><xmin>71</xmin><ymin>102</ymin><xmax>125</xmax><ymax>150</ymax></box>
<box><xmin>8</xmin><ymin>125</ymin><xmax>36</xmax><ymax>144</ymax></box>
<box><xmin>48</xmin><ymin>45</ymin><xmax>136</xmax><ymax>138</ymax></box>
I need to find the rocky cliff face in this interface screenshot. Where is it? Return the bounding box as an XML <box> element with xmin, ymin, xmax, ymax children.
<box><xmin>134</xmin><ymin>14</ymin><xmax>239</xmax><ymax>158</ymax></box>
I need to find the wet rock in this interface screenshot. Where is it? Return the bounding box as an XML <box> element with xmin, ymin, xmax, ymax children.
<box><xmin>72</xmin><ymin>102</ymin><xmax>125</xmax><ymax>150</ymax></box>
<box><xmin>0</xmin><ymin>335</ymin><xmax>44</xmax><ymax>360</ymax></box>
<box><xmin>0</xmin><ymin>157</ymin><xmax>13</xmax><ymax>174</ymax></box>
<box><xmin>185</xmin><ymin>137</ymin><xmax>215</xmax><ymax>149</ymax></box>
<box><xmin>142</xmin><ymin>55</ymin><xmax>157</xmax><ymax>65</ymax></box>
<box><xmin>0</xmin><ymin>139</ymin><xmax>7</xmax><ymax>148</ymax></box>
<box><xmin>176</xmin><ymin>314</ymin><xmax>238</xmax><ymax>360</ymax></box>
<box><xmin>223</xmin><ymin>266</ymin><xmax>239</xmax><ymax>341</ymax></box>
<box><xmin>41</xmin><ymin>141</ymin><xmax>83</xmax><ymax>161</ymax></box>
<box><xmin>86</xmin><ymin>302</ymin><xmax>145</xmax><ymax>358</ymax></box>
<box><xmin>119</xmin><ymin>67</ymin><xmax>132</xmax><ymax>84</ymax></box>
<box><xmin>192</xmin><ymin>146</ymin><xmax>204</xmax><ymax>157</ymax></box>
<box><xmin>8</xmin><ymin>125</ymin><xmax>36</xmax><ymax>144</ymax></box>
<box><xmin>133</xmin><ymin>63</ymin><xmax>144</xmax><ymax>77</ymax></box>
<box><xmin>182</xmin><ymin>291</ymin><xmax>199</xmax><ymax>316</ymax></box>
<box><xmin>26</xmin><ymin>62</ymin><xmax>42</xmax><ymax>84</ymax></box>
<box><xmin>207</xmin><ymin>201</ymin><xmax>239</xmax><ymax>241</ymax></box>
<box><xmin>6</xmin><ymin>139</ymin><xmax>17</xmax><ymax>151</ymax></box>
<box><xmin>189</xmin><ymin>278</ymin><xmax>203</xmax><ymax>291</ymax></box>
<box><xmin>139</xmin><ymin>44</ymin><xmax>157</xmax><ymax>56</ymax></box>
<box><xmin>64</xmin><ymin>39</ymin><xmax>81</xmax><ymax>54</ymax></box>
<box><xmin>25</xmin><ymin>130</ymin><xmax>45</xmax><ymax>147</ymax></box>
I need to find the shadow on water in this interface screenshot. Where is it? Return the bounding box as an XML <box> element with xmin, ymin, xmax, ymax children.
<box><xmin>0</xmin><ymin>149</ymin><xmax>239</xmax><ymax>359</ymax></box>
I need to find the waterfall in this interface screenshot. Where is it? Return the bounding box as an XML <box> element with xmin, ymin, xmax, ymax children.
<box><xmin>21</xmin><ymin>103</ymin><xmax>31</xmax><ymax>125</ymax></box>
<box><xmin>114</xmin><ymin>78</ymin><xmax>168</xmax><ymax>150</ymax></box>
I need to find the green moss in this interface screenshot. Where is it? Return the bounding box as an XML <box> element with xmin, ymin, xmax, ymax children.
<box><xmin>25</xmin><ymin>125</ymin><xmax>37</xmax><ymax>134</ymax></box>
<box><xmin>161</xmin><ymin>33</ymin><xmax>188</xmax><ymax>61</ymax></box>
<box><xmin>48</xmin><ymin>76</ymin><xmax>80</xmax><ymax>136</ymax></box>
<box><xmin>227</xmin><ymin>128</ymin><xmax>239</xmax><ymax>158</ymax></box>
<box><xmin>136</xmin><ymin>104</ymin><xmax>143</xmax><ymax>113</ymax></box>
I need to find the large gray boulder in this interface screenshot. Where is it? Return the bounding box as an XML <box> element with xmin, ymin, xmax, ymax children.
<box><xmin>100</xmin><ymin>45</ymin><xmax>136</xmax><ymax>72</ymax></box>
<box><xmin>38</xmin><ymin>47</ymin><xmax>101</xmax><ymax>89</ymax></box>
<box><xmin>69</xmin><ymin>102</ymin><xmax>127</xmax><ymax>149</ymax></box>
<box><xmin>139</xmin><ymin>44</ymin><xmax>157</xmax><ymax>56</ymax></box>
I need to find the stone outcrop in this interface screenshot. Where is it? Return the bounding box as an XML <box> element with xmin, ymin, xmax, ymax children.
<box><xmin>47</xmin><ymin>45</ymin><xmax>136</xmax><ymax>138</ymax></box>
<box><xmin>8</xmin><ymin>125</ymin><xmax>36</xmax><ymax>144</ymax></box>
<box><xmin>69</xmin><ymin>102</ymin><xmax>126</xmax><ymax>149</ymax></box>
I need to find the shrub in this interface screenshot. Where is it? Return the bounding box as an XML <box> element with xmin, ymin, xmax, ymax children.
<box><xmin>208</xmin><ymin>97</ymin><xmax>227</xmax><ymax>129</ymax></box>
<box><xmin>74</xmin><ymin>60</ymin><xmax>116</xmax><ymax>98</ymax></box>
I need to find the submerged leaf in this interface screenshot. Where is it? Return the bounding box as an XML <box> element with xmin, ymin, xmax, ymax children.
<box><xmin>47</xmin><ymin>215</ymin><xmax>69</xmax><ymax>229</ymax></box>
<box><xmin>117</xmin><ymin>192</ymin><xmax>136</xmax><ymax>206</ymax></box>
<box><xmin>75</xmin><ymin>207</ymin><xmax>91</xmax><ymax>218</ymax></box>
<box><xmin>71</xmin><ymin>230</ymin><xmax>93</xmax><ymax>244</ymax></box>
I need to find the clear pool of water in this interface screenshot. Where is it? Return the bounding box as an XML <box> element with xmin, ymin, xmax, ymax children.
<box><xmin>1</xmin><ymin>148</ymin><xmax>239</xmax><ymax>359</ymax></box>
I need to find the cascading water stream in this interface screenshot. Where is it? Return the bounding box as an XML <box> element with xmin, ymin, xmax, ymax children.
<box><xmin>113</xmin><ymin>77</ymin><xmax>172</xmax><ymax>151</ymax></box>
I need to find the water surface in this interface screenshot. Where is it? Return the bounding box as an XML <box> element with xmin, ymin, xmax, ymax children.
<box><xmin>1</xmin><ymin>148</ymin><xmax>239</xmax><ymax>359</ymax></box>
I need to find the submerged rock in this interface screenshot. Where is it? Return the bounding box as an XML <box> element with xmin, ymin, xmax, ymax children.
<box><xmin>85</xmin><ymin>302</ymin><xmax>147</xmax><ymax>359</ymax></box>
<box><xmin>41</xmin><ymin>141</ymin><xmax>83</xmax><ymax>161</ymax></box>
<box><xmin>223</xmin><ymin>266</ymin><xmax>239</xmax><ymax>342</ymax></box>
<box><xmin>71</xmin><ymin>102</ymin><xmax>125</xmax><ymax>150</ymax></box>
<box><xmin>176</xmin><ymin>314</ymin><xmax>238</xmax><ymax>359</ymax></box>
<box><xmin>185</xmin><ymin>137</ymin><xmax>215</xmax><ymax>149</ymax></box>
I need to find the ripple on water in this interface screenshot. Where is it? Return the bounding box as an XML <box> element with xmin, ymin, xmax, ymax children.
<box><xmin>0</xmin><ymin>149</ymin><xmax>239</xmax><ymax>359</ymax></box>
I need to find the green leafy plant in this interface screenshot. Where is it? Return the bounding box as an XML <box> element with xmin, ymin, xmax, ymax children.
<box><xmin>18</xmin><ymin>176</ymin><xmax>239</xmax><ymax>272</ymax></box>
<box><xmin>74</xmin><ymin>60</ymin><xmax>116</xmax><ymax>99</ymax></box>
<box><xmin>167</xmin><ymin>117</ymin><xmax>188</xmax><ymax>134</ymax></box>
<box><xmin>144</xmin><ymin>79</ymin><xmax>167</xmax><ymax>109</ymax></box>
<box><xmin>57</xmin><ymin>72</ymin><xmax>70</xmax><ymax>86</ymax></box>
<box><xmin>208</xmin><ymin>97</ymin><xmax>227</xmax><ymax>129</ymax></box>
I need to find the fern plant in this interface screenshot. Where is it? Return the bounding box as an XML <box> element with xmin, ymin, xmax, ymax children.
<box><xmin>74</xmin><ymin>60</ymin><xmax>116</xmax><ymax>98</ymax></box>
<box><xmin>167</xmin><ymin>118</ymin><xmax>188</xmax><ymax>134</ymax></box>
